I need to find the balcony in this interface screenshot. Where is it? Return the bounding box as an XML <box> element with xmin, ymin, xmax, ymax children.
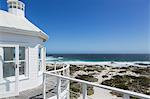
<box><xmin>44</xmin><ymin>71</ymin><xmax>150</xmax><ymax>99</ymax></box>
<box><xmin>8</xmin><ymin>63</ymin><xmax>150</xmax><ymax>99</ymax></box>
<box><xmin>7</xmin><ymin>63</ymin><xmax>70</xmax><ymax>99</ymax></box>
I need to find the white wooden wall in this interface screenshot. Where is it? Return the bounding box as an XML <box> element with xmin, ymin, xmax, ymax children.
<box><xmin>0</xmin><ymin>31</ymin><xmax>45</xmax><ymax>97</ymax></box>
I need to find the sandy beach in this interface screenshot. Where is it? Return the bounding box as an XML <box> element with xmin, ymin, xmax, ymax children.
<box><xmin>77</xmin><ymin>68</ymin><xmax>123</xmax><ymax>99</ymax></box>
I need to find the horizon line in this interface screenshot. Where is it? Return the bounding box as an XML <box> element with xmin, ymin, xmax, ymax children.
<box><xmin>46</xmin><ymin>53</ymin><xmax>150</xmax><ymax>54</ymax></box>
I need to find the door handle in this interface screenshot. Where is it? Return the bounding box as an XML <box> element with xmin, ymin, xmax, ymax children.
<box><xmin>15</xmin><ymin>64</ymin><xmax>18</xmax><ymax>68</ymax></box>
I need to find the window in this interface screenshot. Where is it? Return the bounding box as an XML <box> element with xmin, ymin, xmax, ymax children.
<box><xmin>9</xmin><ymin>5</ymin><xmax>13</xmax><ymax>8</ymax></box>
<box><xmin>13</xmin><ymin>6</ymin><xmax>16</xmax><ymax>8</ymax></box>
<box><xmin>19</xmin><ymin>47</ymin><xmax>26</xmax><ymax>75</ymax></box>
<box><xmin>18</xmin><ymin>6</ymin><xmax>21</xmax><ymax>9</ymax></box>
<box><xmin>3</xmin><ymin>47</ymin><xmax>15</xmax><ymax>78</ymax></box>
<box><xmin>38</xmin><ymin>47</ymin><xmax>42</xmax><ymax>71</ymax></box>
<box><xmin>12</xmin><ymin>2</ymin><xmax>16</xmax><ymax>5</ymax></box>
<box><xmin>18</xmin><ymin>3</ymin><xmax>21</xmax><ymax>10</ymax></box>
<box><xmin>2</xmin><ymin>46</ymin><xmax>27</xmax><ymax>78</ymax></box>
<box><xmin>9</xmin><ymin>2</ymin><xmax>13</xmax><ymax>5</ymax></box>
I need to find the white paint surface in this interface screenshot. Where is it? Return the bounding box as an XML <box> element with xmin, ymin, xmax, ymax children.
<box><xmin>0</xmin><ymin>29</ymin><xmax>46</xmax><ymax>98</ymax></box>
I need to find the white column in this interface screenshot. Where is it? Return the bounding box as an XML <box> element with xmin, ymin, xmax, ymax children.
<box><xmin>42</xmin><ymin>47</ymin><xmax>46</xmax><ymax>72</ymax></box>
<box><xmin>25</xmin><ymin>47</ymin><xmax>29</xmax><ymax>77</ymax></box>
<box><xmin>54</xmin><ymin>62</ymin><xmax>57</xmax><ymax>71</ymax></box>
<box><xmin>67</xmin><ymin>77</ymin><xmax>70</xmax><ymax>99</ymax></box>
<box><xmin>57</xmin><ymin>77</ymin><xmax>61</xmax><ymax>99</ymax></box>
<box><xmin>82</xmin><ymin>84</ymin><xmax>87</xmax><ymax>99</ymax></box>
<box><xmin>63</xmin><ymin>64</ymin><xmax>65</xmax><ymax>76</ymax></box>
<box><xmin>123</xmin><ymin>94</ymin><xmax>130</xmax><ymax>99</ymax></box>
<box><xmin>67</xmin><ymin>64</ymin><xmax>70</xmax><ymax>77</ymax></box>
<box><xmin>15</xmin><ymin>45</ymin><xmax>19</xmax><ymax>95</ymax></box>
<box><xmin>43</xmin><ymin>73</ymin><xmax>46</xmax><ymax>99</ymax></box>
<box><xmin>66</xmin><ymin>64</ymin><xmax>70</xmax><ymax>99</ymax></box>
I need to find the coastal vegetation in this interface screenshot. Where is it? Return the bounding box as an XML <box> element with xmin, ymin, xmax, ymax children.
<box><xmin>69</xmin><ymin>64</ymin><xmax>104</xmax><ymax>98</ymax></box>
<box><xmin>46</xmin><ymin>62</ymin><xmax>150</xmax><ymax>99</ymax></box>
<box><xmin>70</xmin><ymin>81</ymin><xmax>94</xmax><ymax>99</ymax></box>
<box><xmin>46</xmin><ymin>64</ymin><xmax>63</xmax><ymax>71</ymax></box>
<box><xmin>101</xmin><ymin>75</ymin><xmax>150</xmax><ymax>95</ymax></box>
<box><xmin>131</xmin><ymin>67</ymin><xmax>150</xmax><ymax>76</ymax></box>
<box><xmin>70</xmin><ymin>64</ymin><xmax>104</xmax><ymax>75</ymax></box>
<box><xmin>70</xmin><ymin>64</ymin><xmax>84</xmax><ymax>75</ymax></box>
<box><xmin>75</xmin><ymin>74</ymin><xmax>98</xmax><ymax>82</ymax></box>
<box><xmin>70</xmin><ymin>74</ymin><xmax>97</xmax><ymax>99</ymax></box>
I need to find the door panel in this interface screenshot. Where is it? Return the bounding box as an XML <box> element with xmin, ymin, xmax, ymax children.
<box><xmin>0</xmin><ymin>45</ymin><xmax>19</xmax><ymax>98</ymax></box>
<box><xmin>3</xmin><ymin>62</ymin><xmax>15</xmax><ymax>78</ymax></box>
<box><xmin>3</xmin><ymin>47</ymin><xmax>15</xmax><ymax>78</ymax></box>
<box><xmin>19</xmin><ymin>46</ymin><xmax>26</xmax><ymax>75</ymax></box>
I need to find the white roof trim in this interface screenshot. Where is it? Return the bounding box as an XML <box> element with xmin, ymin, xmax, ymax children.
<box><xmin>0</xmin><ymin>26</ymin><xmax>49</xmax><ymax>42</ymax></box>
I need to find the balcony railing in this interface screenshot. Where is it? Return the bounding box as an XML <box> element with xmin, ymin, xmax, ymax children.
<box><xmin>43</xmin><ymin>69</ymin><xmax>150</xmax><ymax>99</ymax></box>
<box><xmin>44</xmin><ymin>63</ymin><xmax>70</xmax><ymax>99</ymax></box>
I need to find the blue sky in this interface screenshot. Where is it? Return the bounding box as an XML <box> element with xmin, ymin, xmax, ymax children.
<box><xmin>0</xmin><ymin>0</ymin><xmax>149</xmax><ymax>54</ymax></box>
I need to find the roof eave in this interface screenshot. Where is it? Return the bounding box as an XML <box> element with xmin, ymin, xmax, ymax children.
<box><xmin>0</xmin><ymin>26</ymin><xmax>49</xmax><ymax>42</ymax></box>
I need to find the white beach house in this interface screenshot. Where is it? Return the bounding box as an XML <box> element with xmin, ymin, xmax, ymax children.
<box><xmin>0</xmin><ymin>0</ymin><xmax>48</xmax><ymax>98</ymax></box>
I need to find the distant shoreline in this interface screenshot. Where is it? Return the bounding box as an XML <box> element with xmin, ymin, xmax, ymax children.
<box><xmin>46</xmin><ymin>61</ymin><xmax>150</xmax><ymax>67</ymax></box>
<box><xmin>46</xmin><ymin>54</ymin><xmax>150</xmax><ymax>62</ymax></box>
<box><xmin>47</xmin><ymin>53</ymin><xmax>150</xmax><ymax>55</ymax></box>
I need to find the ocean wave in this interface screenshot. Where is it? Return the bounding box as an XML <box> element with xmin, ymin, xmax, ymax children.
<box><xmin>46</xmin><ymin>56</ymin><xmax>63</xmax><ymax>61</ymax></box>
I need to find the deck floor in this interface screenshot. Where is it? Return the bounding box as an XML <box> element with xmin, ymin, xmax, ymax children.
<box><xmin>5</xmin><ymin>75</ymin><xmax>67</xmax><ymax>99</ymax></box>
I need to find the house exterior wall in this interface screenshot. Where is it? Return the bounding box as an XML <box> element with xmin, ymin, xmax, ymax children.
<box><xmin>0</xmin><ymin>31</ymin><xmax>45</xmax><ymax>98</ymax></box>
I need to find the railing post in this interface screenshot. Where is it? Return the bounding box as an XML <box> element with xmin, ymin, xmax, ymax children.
<box><xmin>57</xmin><ymin>77</ymin><xmax>61</xmax><ymax>99</ymax></box>
<box><xmin>123</xmin><ymin>94</ymin><xmax>130</xmax><ymax>99</ymax></box>
<box><xmin>54</xmin><ymin>62</ymin><xmax>57</xmax><ymax>71</ymax></box>
<box><xmin>67</xmin><ymin>76</ymin><xmax>70</xmax><ymax>99</ymax></box>
<box><xmin>43</xmin><ymin>73</ymin><xmax>46</xmax><ymax>99</ymax></box>
<box><xmin>66</xmin><ymin>64</ymin><xmax>70</xmax><ymax>99</ymax></box>
<box><xmin>82</xmin><ymin>83</ymin><xmax>87</xmax><ymax>99</ymax></box>
<box><xmin>67</xmin><ymin>80</ymin><xmax>70</xmax><ymax>99</ymax></box>
<box><xmin>63</xmin><ymin>64</ymin><xmax>65</xmax><ymax>76</ymax></box>
<box><xmin>67</xmin><ymin>64</ymin><xmax>70</xmax><ymax>76</ymax></box>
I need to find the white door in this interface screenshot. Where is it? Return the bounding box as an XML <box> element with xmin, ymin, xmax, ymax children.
<box><xmin>0</xmin><ymin>44</ymin><xmax>19</xmax><ymax>98</ymax></box>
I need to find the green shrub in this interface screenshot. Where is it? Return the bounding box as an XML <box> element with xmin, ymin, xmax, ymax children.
<box><xmin>70</xmin><ymin>81</ymin><xmax>95</xmax><ymax>98</ymax></box>
<box><xmin>75</xmin><ymin>74</ymin><xmax>98</xmax><ymax>82</ymax></box>
<box><xmin>102</xmin><ymin>75</ymin><xmax>108</xmax><ymax>78</ymax></box>
<box><xmin>131</xmin><ymin>67</ymin><xmax>150</xmax><ymax>75</ymax></box>
<box><xmin>118</xmin><ymin>70</ymin><xmax>126</xmax><ymax>73</ymax></box>
<box><xmin>101</xmin><ymin>75</ymin><xmax>150</xmax><ymax>95</ymax></box>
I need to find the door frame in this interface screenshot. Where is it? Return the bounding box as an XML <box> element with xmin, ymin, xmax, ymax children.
<box><xmin>0</xmin><ymin>44</ymin><xmax>19</xmax><ymax>97</ymax></box>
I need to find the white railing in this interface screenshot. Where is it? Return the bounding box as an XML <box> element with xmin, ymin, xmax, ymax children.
<box><xmin>48</xmin><ymin>63</ymin><xmax>70</xmax><ymax>74</ymax></box>
<box><xmin>43</xmin><ymin>72</ymin><xmax>150</xmax><ymax>99</ymax></box>
<box><xmin>44</xmin><ymin>63</ymin><xmax>70</xmax><ymax>99</ymax></box>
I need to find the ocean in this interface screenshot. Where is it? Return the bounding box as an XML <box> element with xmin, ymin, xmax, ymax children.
<box><xmin>46</xmin><ymin>54</ymin><xmax>150</xmax><ymax>62</ymax></box>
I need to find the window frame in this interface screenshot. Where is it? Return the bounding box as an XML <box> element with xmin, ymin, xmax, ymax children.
<box><xmin>0</xmin><ymin>45</ymin><xmax>29</xmax><ymax>81</ymax></box>
<box><xmin>38</xmin><ymin>44</ymin><xmax>46</xmax><ymax>75</ymax></box>
<box><xmin>3</xmin><ymin>47</ymin><xmax>16</xmax><ymax>78</ymax></box>
<box><xmin>19</xmin><ymin>46</ymin><xmax>25</xmax><ymax>76</ymax></box>
<box><xmin>38</xmin><ymin>46</ymin><xmax>42</xmax><ymax>72</ymax></box>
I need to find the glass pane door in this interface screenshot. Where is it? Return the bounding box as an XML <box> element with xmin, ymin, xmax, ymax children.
<box><xmin>0</xmin><ymin>45</ymin><xmax>19</xmax><ymax>98</ymax></box>
<box><xmin>3</xmin><ymin>47</ymin><xmax>15</xmax><ymax>78</ymax></box>
<box><xmin>19</xmin><ymin>47</ymin><xmax>25</xmax><ymax>75</ymax></box>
